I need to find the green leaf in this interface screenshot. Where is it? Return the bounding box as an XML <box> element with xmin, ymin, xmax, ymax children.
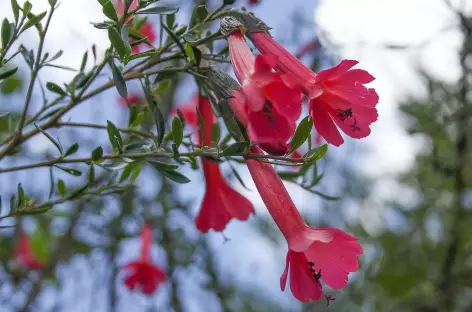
<box><xmin>304</xmin><ymin>144</ymin><xmax>328</xmax><ymax>162</ymax></box>
<box><xmin>11</xmin><ymin>0</ymin><xmax>20</xmax><ymax>23</ymax></box>
<box><xmin>34</xmin><ymin>124</ymin><xmax>63</xmax><ymax>154</ymax></box>
<box><xmin>190</xmin><ymin>5</ymin><xmax>208</xmax><ymax>29</ymax></box>
<box><xmin>106</xmin><ymin>120</ymin><xmax>123</xmax><ymax>153</ymax></box>
<box><xmin>30</xmin><ymin>225</ymin><xmax>51</xmax><ymax>262</ymax></box>
<box><xmin>92</xmin><ymin>145</ymin><xmax>103</xmax><ymax>161</ymax></box>
<box><xmin>172</xmin><ymin>117</ymin><xmax>183</xmax><ymax>148</ymax></box>
<box><xmin>154</xmin><ymin>80</ymin><xmax>171</xmax><ymax>94</ymax></box>
<box><xmin>160</xmin><ymin>169</ymin><xmax>191</xmax><ymax>184</ymax></box>
<box><xmin>147</xmin><ymin>160</ymin><xmax>178</xmax><ymax>171</ymax></box>
<box><xmin>48</xmin><ymin>167</ymin><xmax>54</xmax><ymax>198</ymax></box>
<box><xmin>110</xmin><ymin>61</ymin><xmax>127</xmax><ymax>98</ymax></box>
<box><xmin>136</xmin><ymin>6</ymin><xmax>179</xmax><ymax>15</ymax></box>
<box><xmin>211</xmin><ymin>123</ymin><xmax>221</xmax><ymax>145</ymax></box>
<box><xmin>108</xmin><ymin>27</ymin><xmax>130</xmax><ymax>62</ymax></box>
<box><xmin>288</xmin><ymin>115</ymin><xmax>312</xmax><ymax>154</ymax></box>
<box><xmin>46</xmin><ymin>82</ymin><xmax>66</xmax><ymax>96</ymax></box>
<box><xmin>119</xmin><ymin>163</ymin><xmax>134</xmax><ymax>182</ymax></box>
<box><xmin>88</xmin><ymin>165</ymin><xmax>95</xmax><ymax>183</ymax></box>
<box><xmin>166</xmin><ymin>13</ymin><xmax>175</xmax><ymax>28</ymax></box>
<box><xmin>17</xmin><ymin>183</ymin><xmax>25</xmax><ymax>209</ymax></box>
<box><xmin>185</xmin><ymin>43</ymin><xmax>202</xmax><ymax>66</ymax></box>
<box><xmin>161</xmin><ymin>22</ymin><xmax>186</xmax><ymax>56</ymax></box>
<box><xmin>228</xmin><ymin>162</ymin><xmax>251</xmax><ymax>191</ymax></box>
<box><xmin>0</xmin><ymin>67</ymin><xmax>18</xmax><ymax>80</ymax></box>
<box><xmin>9</xmin><ymin>194</ymin><xmax>16</xmax><ymax>214</ymax></box>
<box><xmin>63</xmin><ymin>143</ymin><xmax>79</xmax><ymax>157</ymax></box>
<box><xmin>278</xmin><ymin>171</ymin><xmax>300</xmax><ymax>180</ymax></box>
<box><xmin>22</xmin><ymin>1</ymin><xmax>32</xmax><ymax>16</ymax></box>
<box><xmin>222</xmin><ymin>142</ymin><xmax>247</xmax><ymax>156</ymax></box>
<box><xmin>48</xmin><ymin>0</ymin><xmax>58</xmax><ymax>7</ymax></box>
<box><xmin>80</xmin><ymin>51</ymin><xmax>88</xmax><ymax>72</ymax></box>
<box><xmin>22</xmin><ymin>11</ymin><xmax>46</xmax><ymax>32</ymax></box>
<box><xmin>57</xmin><ymin>179</ymin><xmax>66</xmax><ymax>196</ymax></box>
<box><xmin>1</xmin><ymin>18</ymin><xmax>12</xmax><ymax>49</ymax></box>
<box><xmin>98</xmin><ymin>0</ymin><xmax>119</xmax><ymax>21</ymax></box>
<box><xmin>54</xmin><ymin>165</ymin><xmax>82</xmax><ymax>176</ymax></box>
<box><xmin>130</xmin><ymin>163</ymin><xmax>142</xmax><ymax>183</ymax></box>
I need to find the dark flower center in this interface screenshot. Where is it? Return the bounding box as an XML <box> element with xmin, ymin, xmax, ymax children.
<box><xmin>307</xmin><ymin>261</ymin><xmax>322</xmax><ymax>281</ymax></box>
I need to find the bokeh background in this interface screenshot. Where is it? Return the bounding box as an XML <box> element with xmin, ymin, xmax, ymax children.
<box><xmin>1</xmin><ymin>0</ymin><xmax>472</xmax><ymax>311</ymax></box>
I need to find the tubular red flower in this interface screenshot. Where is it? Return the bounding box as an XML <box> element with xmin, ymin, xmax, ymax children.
<box><xmin>226</xmin><ymin>31</ymin><xmax>303</xmax><ymax>154</ymax></box>
<box><xmin>122</xmin><ymin>225</ymin><xmax>166</xmax><ymax>295</ymax></box>
<box><xmin>250</xmin><ymin>32</ymin><xmax>379</xmax><ymax>146</ymax></box>
<box><xmin>12</xmin><ymin>234</ymin><xmax>44</xmax><ymax>270</ymax></box>
<box><xmin>119</xmin><ymin>93</ymin><xmax>142</xmax><ymax>107</ymax></box>
<box><xmin>243</xmin><ymin>146</ymin><xmax>362</xmax><ymax>303</ymax></box>
<box><xmin>114</xmin><ymin>0</ymin><xmax>138</xmax><ymax>23</ymax></box>
<box><xmin>175</xmin><ymin>94</ymin><xmax>255</xmax><ymax>233</ymax></box>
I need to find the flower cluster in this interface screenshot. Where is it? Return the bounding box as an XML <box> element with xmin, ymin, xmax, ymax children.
<box><xmin>108</xmin><ymin>2</ymin><xmax>378</xmax><ymax>304</ymax></box>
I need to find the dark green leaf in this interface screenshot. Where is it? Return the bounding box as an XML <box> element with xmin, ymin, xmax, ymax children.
<box><xmin>34</xmin><ymin>124</ymin><xmax>63</xmax><ymax>154</ymax></box>
<box><xmin>304</xmin><ymin>144</ymin><xmax>328</xmax><ymax>162</ymax></box>
<box><xmin>46</xmin><ymin>82</ymin><xmax>66</xmax><ymax>96</ymax></box>
<box><xmin>48</xmin><ymin>0</ymin><xmax>58</xmax><ymax>7</ymax></box>
<box><xmin>17</xmin><ymin>183</ymin><xmax>24</xmax><ymax>209</ymax></box>
<box><xmin>166</xmin><ymin>13</ymin><xmax>175</xmax><ymax>28</ymax></box>
<box><xmin>160</xmin><ymin>22</ymin><xmax>186</xmax><ymax>56</ymax></box>
<box><xmin>22</xmin><ymin>1</ymin><xmax>32</xmax><ymax>16</ymax></box>
<box><xmin>223</xmin><ymin>0</ymin><xmax>237</xmax><ymax>4</ymax></box>
<box><xmin>57</xmin><ymin>179</ymin><xmax>66</xmax><ymax>196</ymax></box>
<box><xmin>9</xmin><ymin>194</ymin><xmax>16</xmax><ymax>214</ymax></box>
<box><xmin>106</xmin><ymin>120</ymin><xmax>123</xmax><ymax>153</ymax></box>
<box><xmin>70</xmin><ymin>72</ymin><xmax>87</xmax><ymax>88</ymax></box>
<box><xmin>91</xmin><ymin>145</ymin><xmax>103</xmax><ymax>161</ymax></box>
<box><xmin>80</xmin><ymin>51</ymin><xmax>88</xmax><ymax>72</ymax></box>
<box><xmin>222</xmin><ymin>142</ymin><xmax>247</xmax><ymax>156</ymax></box>
<box><xmin>278</xmin><ymin>171</ymin><xmax>300</xmax><ymax>180</ymax></box>
<box><xmin>11</xmin><ymin>0</ymin><xmax>20</xmax><ymax>22</ymax></box>
<box><xmin>98</xmin><ymin>0</ymin><xmax>119</xmax><ymax>21</ymax></box>
<box><xmin>211</xmin><ymin>123</ymin><xmax>221</xmax><ymax>145</ymax></box>
<box><xmin>19</xmin><ymin>45</ymin><xmax>34</xmax><ymax>68</ymax></box>
<box><xmin>304</xmin><ymin>187</ymin><xmax>339</xmax><ymax>201</ymax></box>
<box><xmin>288</xmin><ymin>115</ymin><xmax>312</xmax><ymax>154</ymax></box>
<box><xmin>88</xmin><ymin>165</ymin><xmax>95</xmax><ymax>183</ymax></box>
<box><xmin>219</xmin><ymin>99</ymin><xmax>246</xmax><ymax>142</ymax></box>
<box><xmin>110</xmin><ymin>61</ymin><xmax>127</xmax><ymax>98</ymax></box>
<box><xmin>147</xmin><ymin>160</ymin><xmax>178</xmax><ymax>171</ymax></box>
<box><xmin>185</xmin><ymin>43</ymin><xmax>202</xmax><ymax>66</ymax></box>
<box><xmin>63</xmin><ymin>143</ymin><xmax>79</xmax><ymax>157</ymax></box>
<box><xmin>130</xmin><ymin>163</ymin><xmax>142</xmax><ymax>182</ymax></box>
<box><xmin>19</xmin><ymin>206</ymin><xmax>53</xmax><ymax>216</ymax></box>
<box><xmin>108</xmin><ymin>27</ymin><xmax>130</xmax><ymax>62</ymax></box>
<box><xmin>119</xmin><ymin>163</ymin><xmax>134</xmax><ymax>182</ymax></box>
<box><xmin>0</xmin><ymin>67</ymin><xmax>18</xmax><ymax>80</ymax></box>
<box><xmin>54</xmin><ymin>165</ymin><xmax>82</xmax><ymax>176</ymax></box>
<box><xmin>172</xmin><ymin>117</ymin><xmax>183</xmax><ymax>148</ymax></box>
<box><xmin>160</xmin><ymin>169</ymin><xmax>191</xmax><ymax>184</ymax></box>
<box><xmin>48</xmin><ymin>167</ymin><xmax>54</xmax><ymax>199</ymax></box>
<box><xmin>1</xmin><ymin>18</ymin><xmax>12</xmax><ymax>49</ymax></box>
<box><xmin>22</xmin><ymin>11</ymin><xmax>46</xmax><ymax>32</ymax></box>
<box><xmin>136</xmin><ymin>6</ymin><xmax>179</xmax><ymax>15</ymax></box>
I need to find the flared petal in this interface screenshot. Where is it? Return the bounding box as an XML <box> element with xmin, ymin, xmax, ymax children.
<box><xmin>310</xmin><ymin>99</ymin><xmax>344</xmax><ymax>146</ymax></box>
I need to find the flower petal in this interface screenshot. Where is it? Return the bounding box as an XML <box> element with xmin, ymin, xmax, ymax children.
<box><xmin>309</xmin><ymin>99</ymin><xmax>344</xmax><ymax>147</ymax></box>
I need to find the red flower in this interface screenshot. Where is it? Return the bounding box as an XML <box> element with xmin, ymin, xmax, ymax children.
<box><xmin>175</xmin><ymin>94</ymin><xmax>255</xmax><ymax>232</ymax></box>
<box><xmin>243</xmin><ymin>146</ymin><xmax>362</xmax><ymax>303</ymax></box>
<box><xmin>119</xmin><ymin>93</ymin><xmax>143</xmax><ymax>107</ymax></box>
<box><xmin>122</xmin><ymin>225</ymin><xmax>166</xmax><ymax>295</ymax></box>
<box><xmin>131</xmin><ymin>22</ymin><xmax>156</xmax><ymax>54</ymax></box>
<box><xmin>226</xmin><ymin>31</ymin><xmax>302</xmax><ymax>155</ymax></box>
<box><xmin>250</xmin><ymin>32</ymin><xmax>379</xmax><ymax>146</ymax></box>
<box><xmin>248</xmin><ymin>0</ymin><xmax>261</xmax><ymax>5</ymax></box>
<box><xmin>12</xmin><ymin>234</ymin><xmax>44</xmax><ymax>270</ymax></box>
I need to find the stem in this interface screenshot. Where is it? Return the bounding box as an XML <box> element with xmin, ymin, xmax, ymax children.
<box><xmin>56</xmin><ymin>121</ymin><xmax>153</xmax><ymax>138</ymax></box>
<box><xmin>0</xmin><ymin>151</ymin><xmax>305</xmax><ymax>174</ymax></box>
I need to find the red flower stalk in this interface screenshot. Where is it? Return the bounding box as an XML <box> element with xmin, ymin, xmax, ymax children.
<box><xmin>224</xmin><ymin>29</ymin><xmax>302</xmax><ymax>155</ymax></box>
<box><xmin>12</xmin><ymin>234</ymin><xmax>45</xmax><ymax>270</ymax></box>
<box><xmin>175</xmin><ymin>94</ymin><xmax>255</xmax><ymax>233</ymax></box>
<box><xmin>131</xmin><ymin>22</ymin><xmax>156</xmax><ymax>54</ymax></box>
<box><xmin>114</xmin><ymin>0</ymin><xmax>138</xmax><ymax>17</ymax></box>
<box><xmin>226</xmin><ymin>89</ymin><xmax>362</xmax><ymax>304</ymax></box>
<box><xmin>122</xmin><ymin>225</ymin><xmax>166</xmax><ymax>295</ymax></box>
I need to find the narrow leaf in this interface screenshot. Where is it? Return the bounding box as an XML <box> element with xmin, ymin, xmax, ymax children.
<box><xmin>46</xmin><ymin>82</ymin><xmax>66</xmax><ymax>96</ymax></box>
<box><xmin>1</xmin><ymin>18</ymin><xmax>12</xmax><ymax>49</ymax></box>
<box><xmin>63</xmin><ymin>143</ymin><xmax>79</xmax><ymax>157</ymax></box>
<box><xmin>11</xmin><ymin>0</ymin><xmax>20</xmax><ymax>23</ymax></box>
<box><xmin>110</xmin><ymin>61</ymin><xmax>128</xmax><ymax>98</ymax></box>
<box><xmin>34</xmin><ymin>123</ymin><xmax>63</xmax><ymax>154</ymax></box>
<box><xmin>288</xmin><ymin>115</ymin><xmax>312</xmax><ymax>154</ymax></box>
<box><xmin>211</xmin><ymin>123</ymin><xmax>221</xmax><ymax>145</ymax></box>
<box><xmin>304</xmin><ymin>144</ymin><xmax>328</xmax><ymax>162</ymax></box>
<box><xmin>106</xmin><ymin>120</ymin><xmax>123</xmax><ymax>153</ymax></box>
<box><xmin>222</xmin><ymin>142</ymin><xmax>247</xmax><ymax>156</ymax></box>
<box><xmin>172</xmin><ymin>117</ymin><xmax>183</xmax><ymax>148</ymax></box>
<box><xmin>54</xmin><ymin>165</ymin><xmax>82</xmax><ymax>176</ymax></box>
<box><xmin>22</xmin><ymin>11</ymin><xmax>47</xmax><ymax>32</ymax></box>
<box><xmin>136</xmin><ymin>6</ymin><xmax>179</xmax><ymax>15</ymax></box>
<box><xmin>108</xmin><ymin>27</ymin><xmax>130</xmax><ymax>61</ymax></box>
<box><xmin>0</xmin><ymin>67</ymin><xmax>18</xmax><ymax>80</ymax></box>
<box><xmin>57</xmin><ymin>179</ymin><xmax>66</xmax><ymax>196</ymax></box>
<box><xmin>160</xmin><ymin>22</ymin><xmax>186</xmax><ymax>56</ymax></box>
<box><xmin>92</xmin><ymin>146</ymin><xmax>103</xmax><ymax>160</ymax></box>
